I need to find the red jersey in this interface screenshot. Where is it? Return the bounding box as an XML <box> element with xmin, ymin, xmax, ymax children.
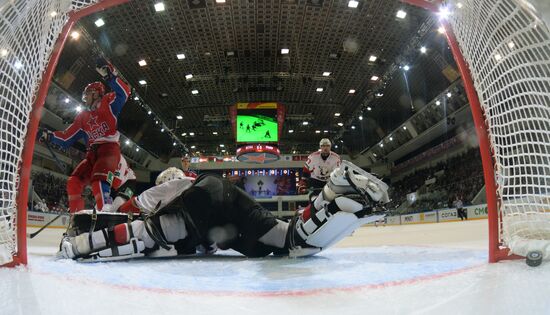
<box><xmin>183</xmin><ymin>170</ymin><xmax>198</xmax><ymax>179</ymax></box>
<box><xmin>51</xmin><ymin>76</ymin><xmax>130</xmax><ymax>148</ymax></box>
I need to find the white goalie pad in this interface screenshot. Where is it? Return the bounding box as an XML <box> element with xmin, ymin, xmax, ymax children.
<box><xmin>291</xmin><ymin>196</ymin><xmax>385</xmax><ymax>257</ymax></box>
<box><xmin>323</xmin><ymin>160</ymin><xmax>390</xmax><ymax>204</ymax></box>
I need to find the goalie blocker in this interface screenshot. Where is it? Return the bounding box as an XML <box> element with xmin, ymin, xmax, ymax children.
<box><xmin>58</xmin><ymin>161</ymin><xmax>389</xmax><ymax>261</ymax></box>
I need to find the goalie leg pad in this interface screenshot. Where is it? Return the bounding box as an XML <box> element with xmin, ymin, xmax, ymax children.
<box><xmin>289</xmin><ymin>196</ymin><xmax>385</xmax><ymax>257</ymax></box>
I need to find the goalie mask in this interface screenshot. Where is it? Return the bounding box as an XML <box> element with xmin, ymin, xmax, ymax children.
<box><xmin>155</xmin><ymin>167</ymin><xmax>185</xmax><ymax>186</ymax></box>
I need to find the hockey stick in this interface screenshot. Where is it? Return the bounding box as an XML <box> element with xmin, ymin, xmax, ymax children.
<box><xmin>43</xmin><ymin>139</ymin><xmax>67</xmax><ymax>173</ymax></box>
<box><xmin>27</xmin><ymin>213</ymin><xmax>63</xmax><ymax>239</ymax></box>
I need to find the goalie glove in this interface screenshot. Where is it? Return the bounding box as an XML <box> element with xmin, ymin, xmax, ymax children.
<box><xmin>95</xmin><ymin>57</ymin><xmax>117</xmax><ymax>79</ymax></box>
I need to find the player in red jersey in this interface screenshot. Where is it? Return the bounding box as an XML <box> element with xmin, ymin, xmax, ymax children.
<box><xmin>39</xmin><ymin>58</ymin><xmax>130</xmax><ymax>213</ymax></box>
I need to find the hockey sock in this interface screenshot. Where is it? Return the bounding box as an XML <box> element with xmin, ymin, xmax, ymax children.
<box><xmin>67</xmin><ymin>176</ymin><xmax>85</xmax><ymax>213</ymax></box>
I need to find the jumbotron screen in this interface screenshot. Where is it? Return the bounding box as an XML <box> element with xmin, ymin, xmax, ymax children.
<box><xmin>236</xmin><ymin>109</ymin><xmax>278</xmax><ymax>143</ymax></box>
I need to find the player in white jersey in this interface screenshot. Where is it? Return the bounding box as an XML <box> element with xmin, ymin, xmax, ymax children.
<box><xmin>101</xmin><ymin>155</ymin><xmax>137</xmax><ymax>213</ymax></box>
<box><xmin>58</xmin><ymin>161</ymin><xmax>390</xmax><ymax>261</ymax></box>
<box><xmin>299</xmin><ymin>138</ymin><xmax>341</xmax><ymax>193</ymax></box>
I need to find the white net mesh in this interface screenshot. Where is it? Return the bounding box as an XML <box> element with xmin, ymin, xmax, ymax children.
<box><xmin>447</xmin><ymin>0</ymin><xmax>550</xmax><ymax>258</ymax></box>
<box><xmin>0</xmin><ymin>0</ymin><xmax>100</xmax><ymax>265</ymax></box>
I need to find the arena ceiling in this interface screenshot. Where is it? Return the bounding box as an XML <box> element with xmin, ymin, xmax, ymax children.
<box><xmin>52</xmin><ymin>0</ymin><xmax>458</xmax><ymax>162</ymax></box>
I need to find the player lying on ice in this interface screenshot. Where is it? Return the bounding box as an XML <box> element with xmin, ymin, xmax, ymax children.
<box><xmin>57</xmin><ymin>161</ymin><xmax>390</xmax><ymax>261</ymax></box>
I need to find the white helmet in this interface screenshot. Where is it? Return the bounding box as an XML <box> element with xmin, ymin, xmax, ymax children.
<box><xmin>319</xmin><ymin>138</ymin><xmax>331</xmax><ymax>147</ymax></box>
<box><xmin>155</xmin><ymin>167</ymin><xmax>185</xmax><ymax>186</ymax></box>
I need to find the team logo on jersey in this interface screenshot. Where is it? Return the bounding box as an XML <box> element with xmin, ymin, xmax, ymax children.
<box><xmin>87</xmin><ymin>115</ymin><xmax>100</xmax><ymax>129</ymax></box>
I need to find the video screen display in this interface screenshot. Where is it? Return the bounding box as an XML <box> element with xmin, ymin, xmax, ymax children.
<box><xmin>236</xmin><ymin>109</ymin><xmax>278</xmax><ymax>143</ymax></box>
<box><xmin>242</xmin><ymin>175</ymin><xmax>296</xmax><ymax>197</ymax></box>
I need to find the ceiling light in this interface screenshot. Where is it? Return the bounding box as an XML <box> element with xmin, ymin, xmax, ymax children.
<box><xmin>457</xmin><ymin>3</ymin><xmax>463</xmax><ymax>9</ymax></box>
<box><xmin>226</xmin><ymin>51</ymin><xmax>235</xmax><ymax>57</ymax></box>
<box><xmin>216</xmin><ymin>0</ymin><xmax>226</xmax><ymax>3</ymax></box>
<box><xmin>154</xmin><ymin>2</ymin><xmax>165</xmax><ymax>11</ymax></box>
<box><xmin>315</xmin><ymin>130</ymin><xmax>321</xmax><ymax>134</ymax></box>
<box><xmin>436</xmin><ymin>100</ymin><xmax>441</xmax><ymax>105</ymax></box>
<box><xmin>136</xmin><ymin>148</ymin><xmax>140</xmax><ymax>152</ymax></box>
<box><xmin>161</xmin><ymin>128</ymin><xmax>164</xmax><ymax>132</ymax></box>
<box><xmin>338</xmin><ymin>122</ymin><xmax>344</xmax><ymax>127</ymax></box>
<box><xmin>219</xmin><ymin>144</ymin><xmax>225</xmax><ymax>147</ymax></box>
<box><xmin>189</xmin><ymin>132</ymin><xmax>195</xmax><ymax>136</ymax></box>
<box><xmin>191</xmin><ymin>145</ymin><xmax>196</xmax><ymax>149</ymax></box>
<box><xmin>302</xmin><ymin>121</ymin><xmax>309</xmax><ymax>125</ymax></box>
<box><xmin>420</xmin><ymin>46</ymin><xmax>427</xmax><ymax>54</ymax></box>
<box><xmin>185</xmin><ymin>74</ymin><xmax>193</xmax><ymax>80</ymax></box>
<box><xmin>351</xmin><ymin>126</ymin><xmax>356</xmax><ymax>130</ymax></box>
<box><xmin>176</xmin><ymin>53</ymin><xmax>186</xmax><ymax>60</ymax></box>
<box><xmin>370</xmin><ymin>75</ymin><xmax>379</xmax><ymax>81</ymax></box>
<box><xmin>133</xmin><ymin>96</ymin><xmax>139</xmax><ymax>101</ymax></box>
<box><xmin>375</xmin><ymin>93</ymin><xmax>384</xmax><ymax>97</ymax></box>
<box><xmin>0</xmin><ymin>49</ymin><xmax>8</xmax><ymax>57</ymax></box>
<box><xmin>138</xmin><ymin>59</ymin><xmax>147</xmax><ymax>67</ymax></box>
<box><xmin>438</xmin><ymin>26</ymin><xmax>446</xmax><ymax>34</ymax></box>
<box><xmin>403</xmin><ymin>126</ymin><xmax>407</xmax><ymax>130</ymax></box>
<box><xmin>494</xmin><ymin>54</ymin><xmax>502</xmax><ymax>61</ymax></box>
<box><xmin>359</xmin><ymin>115</ymin><xmax>363</xmax><ymax>120</ymax></box>
<box><xmin>155</xmin><ymin>121</ymin><xmax>159</xmax><ymax>124</ymax></box>
<box><xmin>334</xmin><ymin>145</ymin><xmax>338</xmax><ymax>148</ymax></box>
<box><xmin>349</xmin><ymin>89</ymin><xmax>356</xmax><ymax>94</ymax></box>
<box><xmin>379</xmin><ymin>143</ymin><xmax>384</xmax><ymax>147</ymax></box>
<box><xmin>334</xmin><ymin>113</ymin><xmax>341</xmax><ymax>117</ymax></box>
<box><xmin>50</xmin><ymin>11</ymin><xmax>57</xmax><ymax>17</ymax></box>
<box><xmin>173</xmin><ymin>142</ymin><xmax>177</xmax><ymax>146</ymax></box>
<box><xmin>508</xmin><ymin>41</ymin><xmax>515</xmax><ymax>49</ymax></box>
<box><xmin>438</xmin><ymin>6</ymin><xmax>451</xmax><ymax>19</ymax></box>
<box><xmin>191</xmin><ymin>89</ymin><xmax>199</xmax><ymax>95</ymax></box>
<box><xmin>316</xmin><ymin>87</ymin><xmax>324</xmax><ymax>92</ymax></box>
<box><xmin>76</xmin><ymin>105</ymin><xmax>82</xmax><ymax>112</ymax></box>
<box><xmin>70</xmin><ymin>31</ymin><xmax>80</xmax><ymax>40</ymax></box>
<box><xmin>367</xmin><ymin>107</ymin><xmax>372</xmax><ymax>111</ymax></box>
<box><xmin>447</xmin><ymin>92</ymin><xmax>452</xmax><ymax>98</ymax></box>
<box><xmin>182</xmin><ymin>133</ymin><xmax>187</xmax><ymax>136</ymax></box>
<box><xmin>396</xmin><ymin>10</ymin><xmax>407</xmax><ymax>19</ymax></box>
<box><xmin>322</xmin><ymin>72</ymin><xmax>331</xmax><ymax>77</ymax></box>
<box><xmin>369</xmin><ymin>55</ymin><xmax>377</xmax><ymax>62</ymax></box>
<box><xmin>14</xmin><ymin>61</ymin><xmax>22</xmax><ymax>69</ymax></box>
<box><xmin>348</xmin><ymin>0</ymin><xmax>359</xmax><ymax>8</ymax></box>
<box><xmin>403</xmin><ymin>65</ymin><xmax>410</xmax><ymax>71</ymax></box>
<box><xmin>147</xmin><ymin>110</ymin><xmax>152</xmax><ymax>115</ymax></box>
<box><xmin>289</xmin><ymin>130</ymin><xmax>294</xmax><ymax>133</ymax></box>
<box><xmin>139</xmin><ymin>80</ymin><xmax>147</xmax><ymax>85</ymax></box>
<box><xmin>281</xmin><ymin>48</ymin><xmax>289</xmax><ymax>55</ymax></box>
<box><xmin>176</xmin><ymin>115</ymin><xmax>183</xmax><ymax>120</ymax></box>
<box><xmin>125</xmin><ymin>140</ymin><xmax>130</xmax><ymax>145</ymax></box>
<box><xmin>389</xmin><ymin>136</ymin><xmax>393</xmax><ymax>141</ymax></box>
<box><xmin>95</xmin><ymin>18</ymin><xmax>105</xmax><ymax>27</ymax></box>
<box><xmin>64</xmin><ymin>98</ymin><xmax>70</xmax><ymax>104</ymax></box>
<box><xmin>324</xmin><ymin>130</ymin><xmax>328</xmax><ymax>133</ymax></box>
<box><xmin>213</xmin><ymin>131</ymin><xmax>218</xmax><ymax>135</ymax></box>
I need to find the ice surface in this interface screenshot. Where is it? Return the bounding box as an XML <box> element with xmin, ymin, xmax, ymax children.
<box><xmin>2</xmin><ymin>222</ymin><xmax>550</xmax><ymax>315</ymax></box>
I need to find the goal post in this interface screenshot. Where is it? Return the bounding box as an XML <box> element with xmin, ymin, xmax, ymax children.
<box><xmin>404</xmin><ymin>0</ymin><xmax>550</xmax><ymax>263</ymax></box>
<box><xmin>0</xmin><ymin>0</ymin><xmax>129</xmax><ymax>267</ymax></box>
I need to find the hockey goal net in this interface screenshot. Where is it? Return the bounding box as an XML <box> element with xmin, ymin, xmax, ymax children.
<box><xmin>0</xmin><ymin>0</ymin><xmax>549</xmax><ymax>266</ymax></box>
<box><xmin>0</xmin><ymin>0</ymin><xmax>126</xmax><ymax>266</ymax></box>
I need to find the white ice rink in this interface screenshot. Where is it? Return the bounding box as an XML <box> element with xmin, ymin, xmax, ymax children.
<box><xmin>2</xmin><ymin>219</ymin><xmax>549</xmax><ymax>315</ymax></box>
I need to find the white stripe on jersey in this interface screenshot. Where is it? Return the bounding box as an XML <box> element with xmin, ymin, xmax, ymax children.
<box><xmin>136</xmin><ymin>178</ymin><xmax>194</xmax><ymax>215</ymax></box>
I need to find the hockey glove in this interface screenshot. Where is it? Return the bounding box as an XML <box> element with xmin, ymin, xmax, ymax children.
<box><xmin>96</xmin><ymin>57</ymin><xmax>117</xmax><ymax>79</ymax></box>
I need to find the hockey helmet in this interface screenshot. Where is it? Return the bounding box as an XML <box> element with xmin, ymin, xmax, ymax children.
<box><xmin>82</xmin><ymin>81</ymin><xmax>105</xmax><ymax>103</ymax></box>
<box><xmin>319</xmin><ymin>138</ymin><xmax>331</xmax><ymax>147</ymax></box>
<box><xmin>155</xmin><ymin>167</ymin><xmax>185</xmax><ymax>186</ymax></box>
